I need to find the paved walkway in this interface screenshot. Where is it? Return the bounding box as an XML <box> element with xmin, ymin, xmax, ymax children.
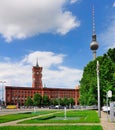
<box><xmin>0</xmin><ymin>110</ymin><xmax>115</xmax><ymax>130</ymax></box>
<box><xmin>101</xmin><ymin>111</ymin><xmax>115</xmax><ymax>130</ymax></box>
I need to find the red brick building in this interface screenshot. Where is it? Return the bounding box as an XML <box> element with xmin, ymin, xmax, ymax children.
<box><xmin>5</xmin><ymin>61</ymin><xmax>79</xmax><ymax>106</ymax></box>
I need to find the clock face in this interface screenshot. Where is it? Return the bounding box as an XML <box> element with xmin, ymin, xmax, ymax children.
<box><xmin>37</xmin><ymin>71</ymin><xmax>41</xmax><ymax>74</ymax></box>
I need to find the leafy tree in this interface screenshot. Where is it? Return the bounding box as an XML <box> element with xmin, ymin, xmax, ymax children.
<box><xmin>63</xmin><ymin>97</ymin><xmax>69</xmax><ymax>106</ymax></box>
<box><xmin>50</xmin><ymin>97</ymin><xmax>75</xmax><ymax>107</ymax></box>
<box><xmin>79</xmin><ymin>48</ymin><xmax>115</xmax><ymax>106</ymax></box>
<box><xmin>58</xmin><ymin>98</ymin><xmax>64</xmax><ymax>106</ymax></box>
<box><xmin>100</xmin><ymin>48</ymin><xmax>115</xmax><ymax>104</ymax></box>
<box><xmin>69</xmin><ymin>98</ymin><xmax>75</xmax><ymax>106</ymax></box>
<box><xmin>51</xmin><ymin>98</ymin><xmax>64</xmax><ymax>106</ymax></box>
<box><xmin>33</xmin><ymin>93</ymin><xmax>42</xmax><ymax>106</ymax></box>
<box><xmin>50</xmin><ymin>99</ymin><xmax>58</xmax><ymax>106</ymax></box>
<box><xmin>25</xmin><ymin>96</ymin><xmax>33</xmax><ymax>107</ymax></box>
<box><xmin>79</xmin><ymin>60</ymin><xmax>97</xmax><ymax>105</ymax></box>
<box><xmin>107</xmin><ymin>48</ymin><xmax>115</xmax><ymax>62</ymax></box>
<box><xmin>42</xmin><ymin>95</ymin><xmax>50</xmax><ymax>106</ymax></box>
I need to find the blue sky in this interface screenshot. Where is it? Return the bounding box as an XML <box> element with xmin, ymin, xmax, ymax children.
<box><xmin>0</xmin><ymin>0</ymin><xmax>115</xmax><ymax>100</ymax></box>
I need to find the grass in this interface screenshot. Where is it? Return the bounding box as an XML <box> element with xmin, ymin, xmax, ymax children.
<box><xmin>19</xmin><ymin>110</ymin><xmax>100</xmax><ymax>124</ymax></box>
<box><xmin>0</xmin><ymin>126</ymin><xmax>103</xmax><ymax>130</ymax></box>
<box><xmin>0</xmin><ymin>110</ymin><xmax>102</xmax><ymax>130</ymax></box>
<box><xmin>0</xmin><ymin>110</ymin><xmax>57</xmax><ymax>123</ymax></box>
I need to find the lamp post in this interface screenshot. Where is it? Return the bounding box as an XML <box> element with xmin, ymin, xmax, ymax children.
<box><xmin>0</xmin><ymin>81</ymin><xmax>6</xmax><ymax>105</ymax></box>
<box><xmin>97</xmin><ymin>60</ymin><xmax>101</xmax><ymax>118</ymax></box>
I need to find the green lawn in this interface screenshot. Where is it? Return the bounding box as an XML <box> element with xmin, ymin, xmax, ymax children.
<box><xmin>0</xmin><ymin>110</ymin><xmax>57</xmax><ymax>123</ymax></box>
<box><xmin>19</xmin><ymin>110</ymin><xmax>100</xmax><ymax>124</ymax></box>
<box><xmin>0</xmin><ymin>110</ymin><xmax>102</xmax><ymax>130</ymax></box>
<box><xmin>0</xmin><ymin>126</ymin><xmax>103</xmax><ymax>130</ymax></box>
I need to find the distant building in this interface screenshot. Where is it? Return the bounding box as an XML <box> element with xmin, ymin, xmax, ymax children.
<box><xmin>5</xmin><ymin>61</ymin><xmax>79</xmax><ymax>106</ymax></box>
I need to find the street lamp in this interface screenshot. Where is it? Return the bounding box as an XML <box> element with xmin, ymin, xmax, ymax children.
<box><xmin>97</xmin><ymin>60</ymin><xmax>101</xmax><ymax>118</ymax></box>
<box><xmin>0</xmin><ymin>81</ymin><xmax>6</xmax><ymax>105</ymax></box>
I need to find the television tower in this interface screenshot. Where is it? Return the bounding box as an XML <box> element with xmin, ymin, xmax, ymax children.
<box><xmin>90</xmin><ymin>6</ymin><xmax>99</xmax><ymax>59</ymax></box>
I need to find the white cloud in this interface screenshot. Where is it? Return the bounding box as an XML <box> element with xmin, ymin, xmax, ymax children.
<box><xmin>21</xmin><ymin>51</ymin><xmax>65</xmax><ymax>68</ymax></box>
<box><xmin>0</xmin><ymin>51</ymin><xmax>83</xmax><ymax>99</ymax></box>
<box><xmin>70</xmin><ymin>0</ymin><xmax>78</xmax><ymax>4</ymax></box>
<box><xmin>0</xmin><ymin>62</ymin><xmax>31</xmax><ymax>86</ymax></box>
<box><xmin>99</xmin><ymin>16</ymin><xmax>115</xmax><ymax>49</ymax></box>
<box><xmin>43</xmin><ymin>66</ymin><xmax>82</xmax><ymax>88</ymax></box>
<box><xmin>0</xmin><ymin>0</ymin><xmax>80</xmax><ymax>42</ymax></box>
<box><xmin>113</xmin><ymin>1</ymin><xmax>115</xmax><ymax>7</ymax></box>
<box><xmin>99</xmin><ymin>1</ymin><xmax>115</xmax><ymax>49</ymax></box>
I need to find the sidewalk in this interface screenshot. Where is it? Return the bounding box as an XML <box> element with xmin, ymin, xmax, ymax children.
<box><xmin>101</xmin><ymin>111</ymin><xmax>115</xmax><ymax>130</ymax></box>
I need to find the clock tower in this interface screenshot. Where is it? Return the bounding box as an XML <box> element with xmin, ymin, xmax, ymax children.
<box><xmin>32</xmin><ymin>60</ymin><xmax>43</xmax><ymax>89</ymax></box>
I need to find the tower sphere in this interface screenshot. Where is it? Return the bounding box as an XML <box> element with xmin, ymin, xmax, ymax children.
<box><xmin>90</xmin><ymin>41</ymin><xmax>99</xmax><ymax>50</ymax></box>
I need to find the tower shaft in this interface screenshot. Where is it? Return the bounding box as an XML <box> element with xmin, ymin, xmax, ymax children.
<box><xmin>93</xmin><ymin>50</ymin><xmax>96</xmax><ymax>60</ymax></box>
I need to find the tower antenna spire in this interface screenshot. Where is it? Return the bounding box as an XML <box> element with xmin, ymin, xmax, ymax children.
<box><xmin>92</xmin><ymin>5</ymin><xmax>96</xmax><ymax>35</ymax></box>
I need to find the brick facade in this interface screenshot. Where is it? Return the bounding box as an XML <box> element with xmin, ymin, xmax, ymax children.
<box><xmin>5</xmin><ymin>62</ymin><xmax>79</xmax><ymax>106</ymax></box>
<box><xmin>32</xmin><ymin>65</ymin><xmax>43</xmax><ymax>88</ymax></box>
<box><xmin>5</xmin><ymin>86</ymin><xmax>79</xmax><ymax>106</ymax></box>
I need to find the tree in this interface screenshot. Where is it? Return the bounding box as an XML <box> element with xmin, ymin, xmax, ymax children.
<box><xmin>69</xmin><ymin>98</ymin><xmax>75</xmax><ymax>106</ymax></box>
<box><xmin>79</xmin><ymin>48</ymin><xmax>115</xmax><ymax>106</ymax></box>
<box><xmin>25</xmin><ymin>96</ymin><xmax>33</xmax><ymax>107</ymax></box>
<box><xmin>52</xmin><ymin>99</ymin><xmax>58</xmax><ymax>106</ymax></box>
<box><xmin>99</xmin><ymin>48</ymin><xmax>115</xmax><ymax>104</ymax></box>
<box><xmin>42</xmin><ymin>95</ymin><xmax>50</xmax><ymax>106</ymax></box>
<box><xmin>33</xmin><ymin>93</ymin><xmax>42</xmax><ymax>106</ymax></box>
<box><xmin>79</xmin><ymin>60</ymin><xmax>97</xmax><ymax>105</ymax></box>
<box><xmin>63</xmin><ymin>97</ymin><xmax>69</xmax><ymax>106</ymax></box>
<box><xmin>58</xmin><ymin>98</ymin><xmax>63</xmax><ymax>106</ymax></box>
